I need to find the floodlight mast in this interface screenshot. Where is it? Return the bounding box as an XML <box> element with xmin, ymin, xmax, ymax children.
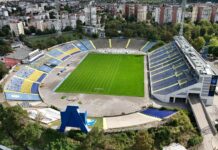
<box><xmin>56</xmin><ymin>0</ymin><xmax>62</xmax><ymax>35</ymax></box>
<box><xmin>179</xmin><ymin>0</ymin><xmax>187</xmax><ymax>36</ymax></box>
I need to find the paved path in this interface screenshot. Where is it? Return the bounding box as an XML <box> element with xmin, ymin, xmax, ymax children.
<box><xmin>103</xmin><ymin>113</ymin><xmax>161</xmax><ymax>130</ymax></box>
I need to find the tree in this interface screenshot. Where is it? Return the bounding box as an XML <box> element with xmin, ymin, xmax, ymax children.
<box><xmin>1</xmin><ymin>25</ymin><xmax>11</xmax><ymax>37</ymax></box>
<box><xmin>132</xmin><ymin>131</ymin><xmax>154</xmax><ymax>150</ymax></box>
<box><xmin>29</xmin><ymin>26</ymin><xmax>36</xmax><ymax>33</ymax></box>
<box><xmin>0</xmin><ymin>40</ymin><xmax>13</xmax><ymax>56</ymax></box>
<box><xmin>200</xmin><ymin>27</ymin><xmax>207</xmax><ymax>36</ymax></box>
<box><xmin>0</xmin><ymin>63</ymin><xmax>8</xmax><ymax>79</ymax></box>
<box><xmin>76</xmin><ymin>20</ymin><xmax>83</xmax><ymax>33</ymax></box>
<box><xmin>192</xmin><ymin>37</ymin><xmax>205</xmax><ymax>52</ymax></box>
<box><xmin>63</xmin><ymin>26</ymin><xmax>73</xmax><ymax>32</ymax></box>
<box><xmin>191</xmin><ymin>26</ymin><xmax>200</xmax><ymax>39</ymax></box>
<box><xmin>0</xmin><ymin>105</ymin><xmax>29</xmax><ymax>147</ymax></box>
<box><xmin>19</xmin><ymin>123</ymin><xmax>42</xmax><ymax>147</ymax></box>
<box><xmin>80</xmin><ymin>128</ymin><xmax>108</xmax><ymax>150</ymax></box>
<box><xmin>49</xmin><ymin>11</ymin><xmax>56</xmax><ymax>19</ymax></box>
<box><xmin>188</xmin><ymin>135</ymin><xmax>203</xmax><ymax>147</ymax></box>
<box><xmin>45</xmin><ymin>138</ymin><xmax>77</xmax><ymax>150</ymax></box>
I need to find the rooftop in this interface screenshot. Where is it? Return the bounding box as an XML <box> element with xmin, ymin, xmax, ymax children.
<box><xmin>174</xmin><ymin>36</ymin><xmax>215</xmax><ymax>76</ymax></box>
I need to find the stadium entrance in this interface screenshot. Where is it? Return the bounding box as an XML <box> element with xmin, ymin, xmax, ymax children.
<box><xmin>175</xmin><ymin>97</ymin><xmax>187</xmax><ymax>103</ymax></box>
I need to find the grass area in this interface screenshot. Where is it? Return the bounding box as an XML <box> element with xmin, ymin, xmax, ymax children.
<box><xmin>56</xmin><ymin>53</ymin><xmax>144</xmax><ymax>97</ymax></box>
<box><xmin>23</xmin><ymin>31</ymin><xmax>81</xmax><ymax>49</ymax></box>
<box><xmin>89</xmin><ymin>117</ymin><xmax>103</xmax><ymax>129</ymax></box>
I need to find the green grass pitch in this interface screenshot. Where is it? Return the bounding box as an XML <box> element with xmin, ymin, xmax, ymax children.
<box><xmin>55</xmin><ymin>53</ymin><xmax>144</xmax><ymax>97</ymax></box>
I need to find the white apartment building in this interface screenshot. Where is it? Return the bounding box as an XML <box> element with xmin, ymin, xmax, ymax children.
<box><xmin>191</xmin><ymin>4</ymin><xmax>218</xmax><ymax>23</ymax></box>
<box><xmin>137</xmin><ymin>5</ymin><xmax>147</xmax><ymax>22</ymax></box>
<box><xmin>9</xmin><ymin>21</ymin><xmax>24</xmax><ymax>36</ymax></box>
<box><xmin>84</xmin><ymin>6</ymin><xmax>97</xmax><ymax>26</ymax></box>
<box><xmin>154</xmin><ymin>5</ymin><xmax>182</xmax><ymax>25</ymax></box>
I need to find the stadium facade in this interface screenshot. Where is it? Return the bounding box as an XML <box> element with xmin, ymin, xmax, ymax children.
<box><xmin>148</xmin><ymin>35</ymin><xmax>218</xmax><ymax>105</ymax></box>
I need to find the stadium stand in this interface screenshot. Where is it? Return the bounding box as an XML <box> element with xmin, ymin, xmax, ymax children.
<box><xmin>5</xmin><ymin>76</ymin><xmax>39</xmax><ymax>94</ymax></box>
<box><xmin>149</xmin><ymin>42</ymin><xmax>197</xmax><ymax>96</ymax></box>
<box><xmin>141</xmin><ymin>108</ymin><xmax>176</xmax><ymax>119</ymax></box>
<box><xmin>127</xmin><ymin>39</ymin><xmax>146</xmax><ymax>50</ymax></box>
<box><xmin>5</xmin><ymin>77</ymin><xmax>23</xmax><ymax>92</ymax></box>
<box><xmin>15</xmin><ymin>66</ymin><xmax>46</xmax><ymax>82</ymax></box>
<box><xmin>27</xmin><ymin>49</ymin><xmax>44</xmax><ymax>63</ymax></box>
<box><xmin>58</xmin><ymin>43</ymin><xmax>80</xmax><ymax>55</ymax></box>
<box><xmin>31</xmin><ymin>55</ymin><xmax>61</xmax><ymax>73</ymax></box>
<box><xmin>141</xmin><ymin>41</ymin><xmax>157</xmax><ymax>52</ymax></box>
<box><xmin>47</xmin><ymin>49</ymin><xmax>70</xmax><ymax>61</ymax></box>
<box><xmin>111</xmin><ymin>38</ymin><xmax>128</xmax><ymax>49</ymax></box>
<box><xmin>92</xmin><ymin>39</ymin><xmax>109</xmax><ymax>49</ymax></box>
<box><xmin>148</xmin><ymin>36</ymin><xmax>217</xmax><ymax>105</ymax></box>
<box><xmin>73</xmin><ymin>41</ymin><xmax>88</xmax><ymax>51</ymax></box>
<box><xmin>58</xmin><ymin>43</ymin><xmax>76</xmax><ymax>52</ymax></box>
<box><xmin>80</xmin><ymin>39</ymin><xmax>96</xmax><ymax>50</ymax></box>
<box><xmin>5</xmin><ymin>92</ymin><xmax>41</xmax><ymax>101</ymax></box>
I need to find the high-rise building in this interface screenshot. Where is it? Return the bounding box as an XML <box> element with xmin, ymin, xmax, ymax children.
<box><xmin>137</xmin><ymin>5</ymin><xmax>147</xmax><ymax>22</ymax></box>
<box><xmin>155</xmin><ymin>5</ymin><xmax>182</xmax><ymax>25</ymax></box>
<box><xmin>191</xmin><ymin>4</ymin><xmax>218</xmax><ymax>23</ymax></box>
<box><xmin>9</xmin><ymin>21</ymin><xmax>24</xmax><ymax>36</ymax></box>
<box><xmin>125</xmin><ymin>4</ymin><xmax>136</xmax><ymax>18</ymax></box>
<box><xmin>124</xmin><ymin>4</ymin><xmax>147</xmax><ymax>22</ymax></box>
<box><xmin>211</xmin><ymin>5</ymin><xmax>218</xmax><ymax>23</ymax></box>
<box><xmin>84</xmin><ymin>6</ymin><xmax>97</xmax><ymax>26</ymax></box>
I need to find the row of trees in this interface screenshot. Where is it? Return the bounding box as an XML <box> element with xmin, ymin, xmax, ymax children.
<box><xmin>0</xmin><ymin>105</ymin><xmax>202</xmax><ymax>150</ymax></box>
<box><xmin>20</xmin><ymin>20</ymin><xmax>85</xmax><ymax>50</ymax></box>
<box><xmin>105</xmin><ymin>17</ymin><xmax>218</xmax><ymax>53</ymax></box>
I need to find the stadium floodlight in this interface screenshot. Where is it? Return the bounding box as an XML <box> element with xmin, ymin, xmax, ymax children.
<box><xmin>179</xmin><ymin>0</ymin><xmax>187</xmax><ymax>36</ymax></box>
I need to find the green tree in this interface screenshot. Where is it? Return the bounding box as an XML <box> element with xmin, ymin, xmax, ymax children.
<box><xmin>132</xmin><ymin>131</ymin><xmax>154</xmax><ymax>150</ymax></box>
<box><xmin>19</xmin><ymin>123</ymin><xmax>42</xmax><ymax>147</ymax></box>
<box><xmin>63</xmin><ymin>26</ymin><xmax>73</xmax><ymax>32</ymax></box>
<box><xmin>192</xmin><ymin>37</ymin><xmax>205</xmax><ymax>51</ymax></box>
<box><xmin>0</xmin><ymin>63</ymin><xmax>8</xmax><ymax>79</ymax></box>
<box><xmin>76</xmin><ymin>20</ymin><xmax>83</xmax><ymax>33</ymax></box>
<box><xmin>0</xmin><ymin>40</ymin><xmax>13</xmax><ymax>56</ymax></box>
<box><xmin>45</xmin><ymin>138</ymin><xmax>77</xmax><ymax>150</ymax></box>
<box><xmin>188</xmin><ymin>135</ymin><xmax>203</xmax><ymax>147</ymax></box>
<box><xmin>80</xmin><ymin>128</ymin><xmax>108</xmax><ymax>150</ymax></box>
<box><xmin>29</xmin><ymin>26</ymin><xmax>36</xmax><ymax>33</ymax></box>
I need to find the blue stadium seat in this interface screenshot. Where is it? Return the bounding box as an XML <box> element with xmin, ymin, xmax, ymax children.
<box><xmin>154</xmin><ymin>84</ymin><xmax>181</xmax><ymax>95</ymax></box>
<box><xmin>5</xmin><ymin>92</ymin><xmax>41</xmax><ymax>101</ymax></box>
<box><xmin>31</xmin><ymin>83</ymin><xmax>39</xmax><ymax>93</ymax></box>
<box><xmin>80</xmin><ymin>40</ymin><xmax>95</xmax><ymax>50</ymax></box>
<box><xmin>152</xmin><ymin>76</ymin><xmax>178</xmax><ymax>91</ymax></box>
<box><xmin>73</xmin><ymin>41</ymin><xmax>88</xmax><ymax>51</ymax></box>
<box><xmin>141</xmin><ymin>108</ymin><xmax>176</xmax><ymax>119</ymax></box>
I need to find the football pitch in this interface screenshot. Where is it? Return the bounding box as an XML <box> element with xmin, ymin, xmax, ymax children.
<box><xmin>55</xmin><ymin>53</ymin><xmax>144</xmax><ymax>97</ymax></box>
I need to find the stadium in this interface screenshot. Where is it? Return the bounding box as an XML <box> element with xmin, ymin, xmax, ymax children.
<box><xmin>3</xmin><ymin>36</ymin><xmax>217</xmax><ymax>119</ymax></box>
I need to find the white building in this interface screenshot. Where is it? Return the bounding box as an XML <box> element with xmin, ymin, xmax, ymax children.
<box><xmin>137</xmin><ymin>5</ymin><xmax>147</xmax><ymax>22</ymax></box>
<box><xmin>84</xmin><ymin>6</ymin><xmax>97</xmax><ymax>26</ymax></box>
<box><xmin>191</xmin><ymin>4</ymin><xmax>218</xmax><ymax>22</ymax></box>
<box><xmin>9</xmin><ymin>21</ymin><xmax>24</xmax><ymax>36</ymax></box>
<box><xmin>154</xmin><ymin>5</ymin><xmax>182</xmax><ymax>25</ymax></box>
<box><xmin>69</xmin><ymin>13</ymin><xmax>85</xmax><ymax>29</ymax></box>
<box><xmin>44</xmin><ymin>19</ymin><xmax>61</xmax><ymax>31</ymax></box>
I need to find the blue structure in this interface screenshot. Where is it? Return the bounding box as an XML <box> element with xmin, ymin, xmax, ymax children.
<box><xmin>141</xmin><ymin>108</ymin><xmax>176</xmax><ymax>119</ymax></box>
<box><xmin>59</xmin><ymin>106</ymin><xmax>95</xmax><ymax>133</ymax></box>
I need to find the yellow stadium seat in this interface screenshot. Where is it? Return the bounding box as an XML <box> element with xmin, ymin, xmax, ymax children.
<box><xmin>21</xmin><ymin>80</ymin><xmax>32</xmax><ymax>93</ymax></box>
<box><xmin>28</xmin><ymin>70</ymin><xmax>43</xmax><ymax>82</ymax></box>
<box><xmin>65</xmin><ymin>48</ymin><xmax>80</xmax><ymax>55</ymax></box>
